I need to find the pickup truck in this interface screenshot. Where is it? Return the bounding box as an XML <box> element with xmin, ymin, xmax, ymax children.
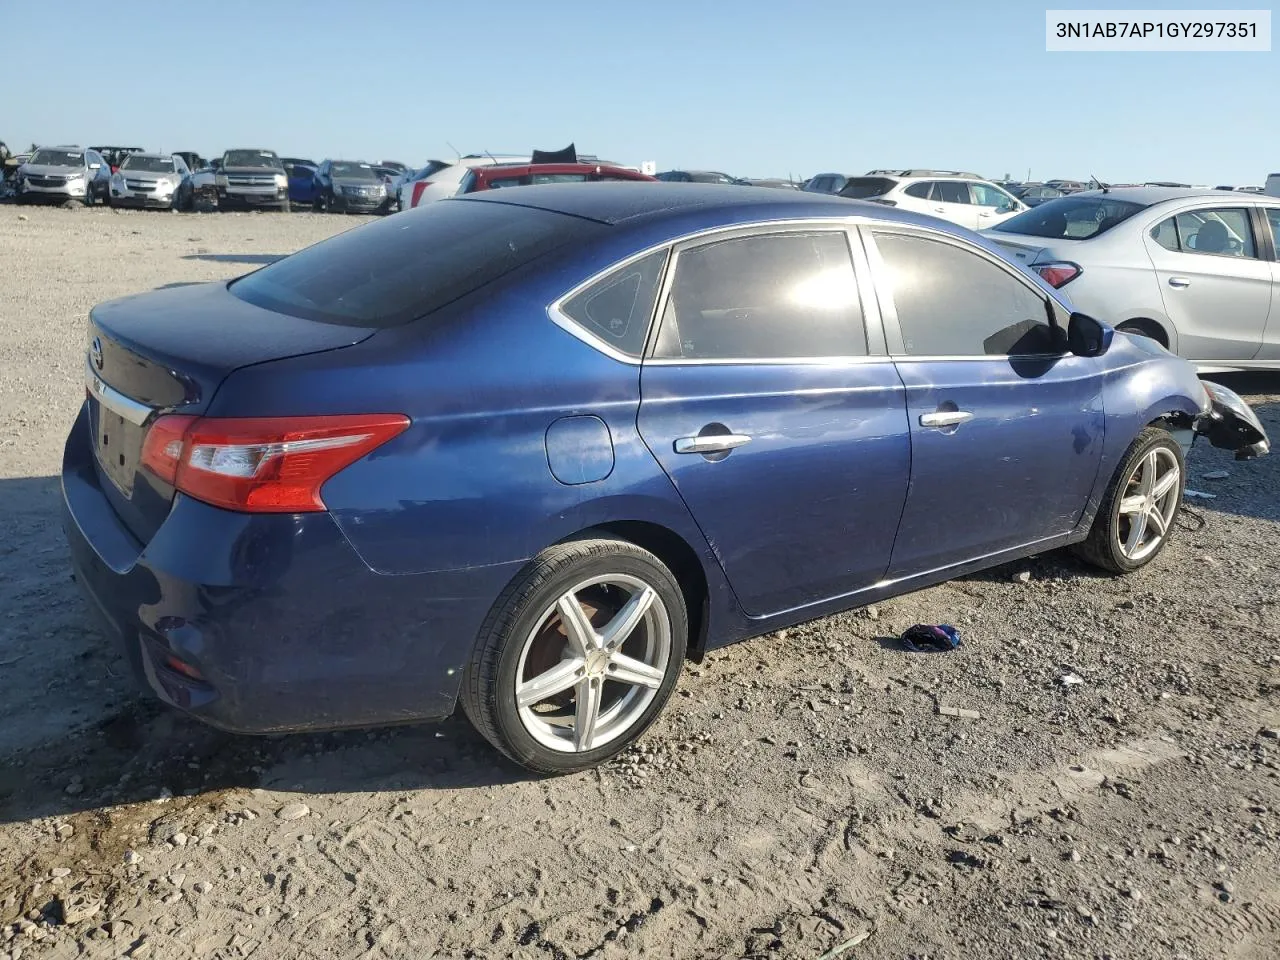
<box><xmin>192</xmin><ymin>149</ymin><xmax>291</xmax><ymax>212</ymax></box>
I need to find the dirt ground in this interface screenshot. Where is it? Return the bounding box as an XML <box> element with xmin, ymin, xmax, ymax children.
<box><xmin>1</xmin><ymin>203</ymin><xmax>1278</xmax><ymax>960</ymax></box>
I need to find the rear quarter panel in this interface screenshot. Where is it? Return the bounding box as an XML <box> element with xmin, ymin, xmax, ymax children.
<box><xmin>204</xmin><ymin>273</ymin><xmax>719</xmax><ymax>581</ymax></box>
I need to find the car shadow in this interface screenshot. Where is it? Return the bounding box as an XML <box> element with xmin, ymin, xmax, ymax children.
<box><xmin>0</xmin><ymin>474</ymin><xmax>532</xmax><ymax>828</ymax></box>
<box><xmin>181</xmin><ymin>253</ymin><xmax>283</xmax><ymax>265</ymax></box>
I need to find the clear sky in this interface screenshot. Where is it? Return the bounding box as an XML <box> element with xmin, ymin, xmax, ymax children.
<box><xmin>2</xmin><ymin>0</ymin><xmax>1276</xmax><ymax>185</ymax></box>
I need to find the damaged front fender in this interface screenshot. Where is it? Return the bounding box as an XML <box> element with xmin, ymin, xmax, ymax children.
<box><xmin>1195</xmin><ymin>381</ymin><xmax>1270</xmax><ymax>460</ymax></box>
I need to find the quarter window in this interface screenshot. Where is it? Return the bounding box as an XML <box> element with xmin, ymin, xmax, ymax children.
<box><xmin>873</xmin><ymin>232</ymin><xmax>1057</xmax><ymax>357</ymax></box>
<box><xmin>904</xmin><ymin>181</ymin><xmax>932</xmax><ymax>200</ymax></box>
<box><xmin>559</xmin><ymin>249</ymin><xmax>668</xmax><ymax>357</ymax></box>
<box><xmin>1173</xmin><ymin>208</ymin><xmax>1256</xmax><ymax>258</ymax></box>
<box><xmin>653</xmin><ymin>232</ymin><xmax>866</xmax><ymax>360</ymax></box>
<box><xmin>1150</xmin><ymin>217</ymin><xmax>1180</xmax><ymax>251</ymax></box>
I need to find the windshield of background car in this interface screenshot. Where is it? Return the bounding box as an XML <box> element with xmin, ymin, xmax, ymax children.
<box><xmin>331</xmin><ymin>162</ymin><xmax>378</xmax><ymax>181</ymax></box>
<box><xmin>837</xmin><ymin>177</ymin><xmax>897</xmax><ymax>199</ymax></box>
<box><xmin>223</xmin><ymin>150</ymin><xmax>283</xmax><ymax>170</ymax></box>
<box><xmin>120</xmin><ymin>156</ymin><xmax>176</xmax><ymax>173</ymax></box>
<box><xmin>30</xmin><ymin>149</ymin><xmax>84</xmax><ymax>167</ymax></box>
<box><xmin>229</xmin><ymin>199</ymin><xmax>605</xmax><ymax>327</ymax></box>
<box><xmin>991</xmin><ymin>196</ymin><xmax>1145</xmax><ymax>239</ymax></box>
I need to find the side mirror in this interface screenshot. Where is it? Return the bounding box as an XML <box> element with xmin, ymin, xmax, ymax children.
<box><xmin>1067</xmin><ymin>312</ymin><xmax>1113</xmax><ymax>358</ymax></box>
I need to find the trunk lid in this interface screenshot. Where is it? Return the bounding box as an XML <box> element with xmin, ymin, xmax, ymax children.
<box><xmin>981</xmin><ymin>232</ymin><xmax>1058</xmax><ymax>266</ymax></box>
<box><xmin>87</xmin><ymin>281</ymin><xmax>375</xmax><ymax>544</ymax></box>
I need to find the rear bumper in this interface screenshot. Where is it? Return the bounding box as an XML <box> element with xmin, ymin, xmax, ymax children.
<box><xmin>61</xmin><ymin>404</ymin><xmax>521</xmax><ymax>733</ymax></box>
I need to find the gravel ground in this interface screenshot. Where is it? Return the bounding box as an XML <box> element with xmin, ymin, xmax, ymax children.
<box><xmin>1</xmin><ymin>203</ymin><xmax>1278</xmax><ymax>960</ymax></box>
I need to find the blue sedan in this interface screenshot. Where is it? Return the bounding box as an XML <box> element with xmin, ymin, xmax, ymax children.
<box><xmin>63</xmin><ymin>185</ymin><xmax>1268</xmax><ymax>773</ymax></box>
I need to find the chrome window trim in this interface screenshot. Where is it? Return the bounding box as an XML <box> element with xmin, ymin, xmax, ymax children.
<box><xmin>645</xmin><ymin>355</ymin><xmax>894</xmax><ymax>367</ymax></box>
<box><xmin>859</xmin><ymin>223</ymin><xmax>1068</xmax><ymax>361</ymax></box>
<box><xmin>85</xmin><ymin>360</ymin><xmax>154</xmax><ymax>426</ymax></box>
<box><xmin>546</xmin><ymin>216</ymin><xmax>875</xmax><ymax>365</ymax></box>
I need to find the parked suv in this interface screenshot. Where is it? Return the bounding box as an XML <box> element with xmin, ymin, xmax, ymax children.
<box><xmin>192</xmin><ymin>149</ymin><xmax>290</xmax><ymax>212</ymax></box>
<box><xmin>15</xmin><ymin>146</ymin><xmax>112</xmax><ymax>205</ymax></box>
<box><xmin>312</xmin><ymin>160</ymin><xmax>389</xmax><ymax>214</ymax></box>
<box><xmin>109</xmin><ymin>153</ymin><xmax>194</xmax><ymax>210</ymax></box>
<box><xmin>837</xmin><ymin>170</ymin><xmax>1025</xmax><ymax>229</ymax></box>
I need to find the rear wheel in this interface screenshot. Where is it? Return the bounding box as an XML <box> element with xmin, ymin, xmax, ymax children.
<box><xmin>462</xmin><ymin>538</ymin><xmax>687</xmax><ymax>774</ymax></box>
<box><xmin>1073</xmin><ymin>427</ymin><xmax>1184</xmax><ymax>573</ymax></box>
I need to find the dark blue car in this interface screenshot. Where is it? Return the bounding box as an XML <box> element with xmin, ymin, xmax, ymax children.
<box><xmin>63</xmin><ymin>185</ymin><xmax>1268</xmax><ymax>773</ymax></box>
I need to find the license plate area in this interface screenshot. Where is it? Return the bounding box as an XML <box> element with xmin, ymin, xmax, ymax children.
<box><xmin>93</xmin><ymin>402</ymin><xmax>146</xmax><ymax>497</ymax></box>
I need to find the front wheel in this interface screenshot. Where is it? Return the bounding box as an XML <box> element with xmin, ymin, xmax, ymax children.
<box><xmin>1073</xmin><ymin>427</ymin><xmax>1185</xmax><ymax>574</ymax></box>
<box><xmin>461</xmin><ymin>538</ymin><xmax>687</xmax><ymax>774</ymax></box>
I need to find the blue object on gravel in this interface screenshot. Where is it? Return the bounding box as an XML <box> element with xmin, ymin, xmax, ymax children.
<box><xmin>902</xmin><ymin>624</ymin><xmax>962</xmax><ymax>652</ymax></box>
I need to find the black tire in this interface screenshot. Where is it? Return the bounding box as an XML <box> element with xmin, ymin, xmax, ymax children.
<box><xmin>1072</xmin><ymin>427</ymin><xmax>1185</xmax><ymax>574</ymax></box>
<box><xmin>461</xmin><ymin>537</ymin><xmax>687</xmax><ymax>774</ymax></box>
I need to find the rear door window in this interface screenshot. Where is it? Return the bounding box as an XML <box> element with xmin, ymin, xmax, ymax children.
<box><xmin>936</xmin><ymin>181</ymin><xmax>970</xmax><ymax>204</ymax></box>
<box><xmin>652</xmin><ymin>232</ymin><xmax>867</xmax><ymax>360</ymax></box>
<box><xmin>872</xmin><ymin>231</ymin><xmax>1056</xmax><ymax>356</ymax></box>
<box><xmin>230</xmin><ymin>200</ymin><xmax>604</xmax><ymax>327</ymax></box>
<box><xmin>559</xmin><ymin>249</ymin><xmax>668</xmax><ymax>357</ymax></box>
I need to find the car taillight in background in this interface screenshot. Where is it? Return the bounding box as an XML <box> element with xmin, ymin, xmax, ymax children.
<box><xmin>1032</xmin><ymin>261</ymin><xmax>1082</xmax><ymax>288</ymax></box>
<box><xmin>141</xmin><ymin>414</ymin><xmax>410</xmax><ymax>513</ymax></box>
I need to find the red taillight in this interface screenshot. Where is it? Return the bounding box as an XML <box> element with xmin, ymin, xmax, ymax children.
<box><xmin>1033</xmin><ymin>261</ymin><xmax>1082</xmax><ymax>288</ymax></box>
<box><xmin>141</xmin><ymin>414</ymin><xmax>410</xmax><ymax>513</ymax></box>
<box><xmin>410</xmin><ymin>181</ymin><xmax>427</xmax><ymax>207</ymax></box>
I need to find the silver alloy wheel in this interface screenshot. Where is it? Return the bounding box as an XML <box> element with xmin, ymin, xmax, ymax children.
<box><xmin>514</xmin><ymin>573</ymin><xmax>671</xmax><ymax>753</ymax></box>
<box><xmin>1116</xmin><ymin>447</ymin><xmax>1181</xmax><ymax>562</ymax></box>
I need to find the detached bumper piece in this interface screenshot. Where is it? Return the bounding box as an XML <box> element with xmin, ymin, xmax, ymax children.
<box><xmin>1196</xmin><ymin>381</ymin><xmax>1270</xmax><ymax>460</ymax></box>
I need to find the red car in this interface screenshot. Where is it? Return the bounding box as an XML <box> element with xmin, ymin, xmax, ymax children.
<box><xmin>459</xmin><ymin>163</ymin><xmax>654</xmax><ymax>193</ymax></box>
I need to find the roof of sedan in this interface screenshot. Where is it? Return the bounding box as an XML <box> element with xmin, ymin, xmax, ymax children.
<box><xmin>455</xmin><ymin>181</ymin><xmax>898</xmax><ymax>226</ymax></box>
<box><xmin>1066</xmin><ymin>186</ymin><xmax>1273</xmax><ymax>206</ymax></box>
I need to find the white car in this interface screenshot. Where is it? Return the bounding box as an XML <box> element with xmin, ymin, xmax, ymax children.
<box><xmin>399</xmin><ymin>154</ymin><xmax>529</xmax><ymax>210</ymax></box>
<box><xmin>837</xmin><ymin>169</ymin><xmax>1026</xmax><ymax>229</ymax></box>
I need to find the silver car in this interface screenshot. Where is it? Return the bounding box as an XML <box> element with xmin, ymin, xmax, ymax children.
<box><xmin>984</xmin><ymin>187</ymin><xmax>1280</xmax><ymax>372</ymax></box>
<box><xmin>108</xmin><ymin>153</ymin><xmax>194</xmax><ymax>210</ymax></box>
<box><xmin>15</xmin><ymin>146</ymin><xmax>111</xmax><ymax>205</ymax></box>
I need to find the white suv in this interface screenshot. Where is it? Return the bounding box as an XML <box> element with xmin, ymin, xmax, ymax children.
<box><xmin>837</xmin><ymin>169</ymin><xmax>1026</xmax><ymax>230</ymax></box>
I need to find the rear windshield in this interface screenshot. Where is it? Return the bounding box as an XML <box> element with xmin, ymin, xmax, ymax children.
<box><xmin>223</xmin><ymin>150</ymin><xmax>283</xmax><ymax>170</ymax></box>
<box><xmin>120</xmin><ymin>155</ymin><xmax>175</xmax><ymax>173</ymax></box>
<box><xmin>230</xmin><ymin>199</ymin><xmax>604</xmax><ymax>327</ymax></box>
<box><xmin>838</xmin><ymin>177</ymin><xmax>897</xmax><ymax>199</ymax></box>
<box><xmin>991</xmin><ymin>196</ymin><xmax>1145</xmax><ymax>239</ymax></box>
<box><xmin>414</xmin><ymin>160</ymin><xmax>450</xmax><ymax>182</ymax></box>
